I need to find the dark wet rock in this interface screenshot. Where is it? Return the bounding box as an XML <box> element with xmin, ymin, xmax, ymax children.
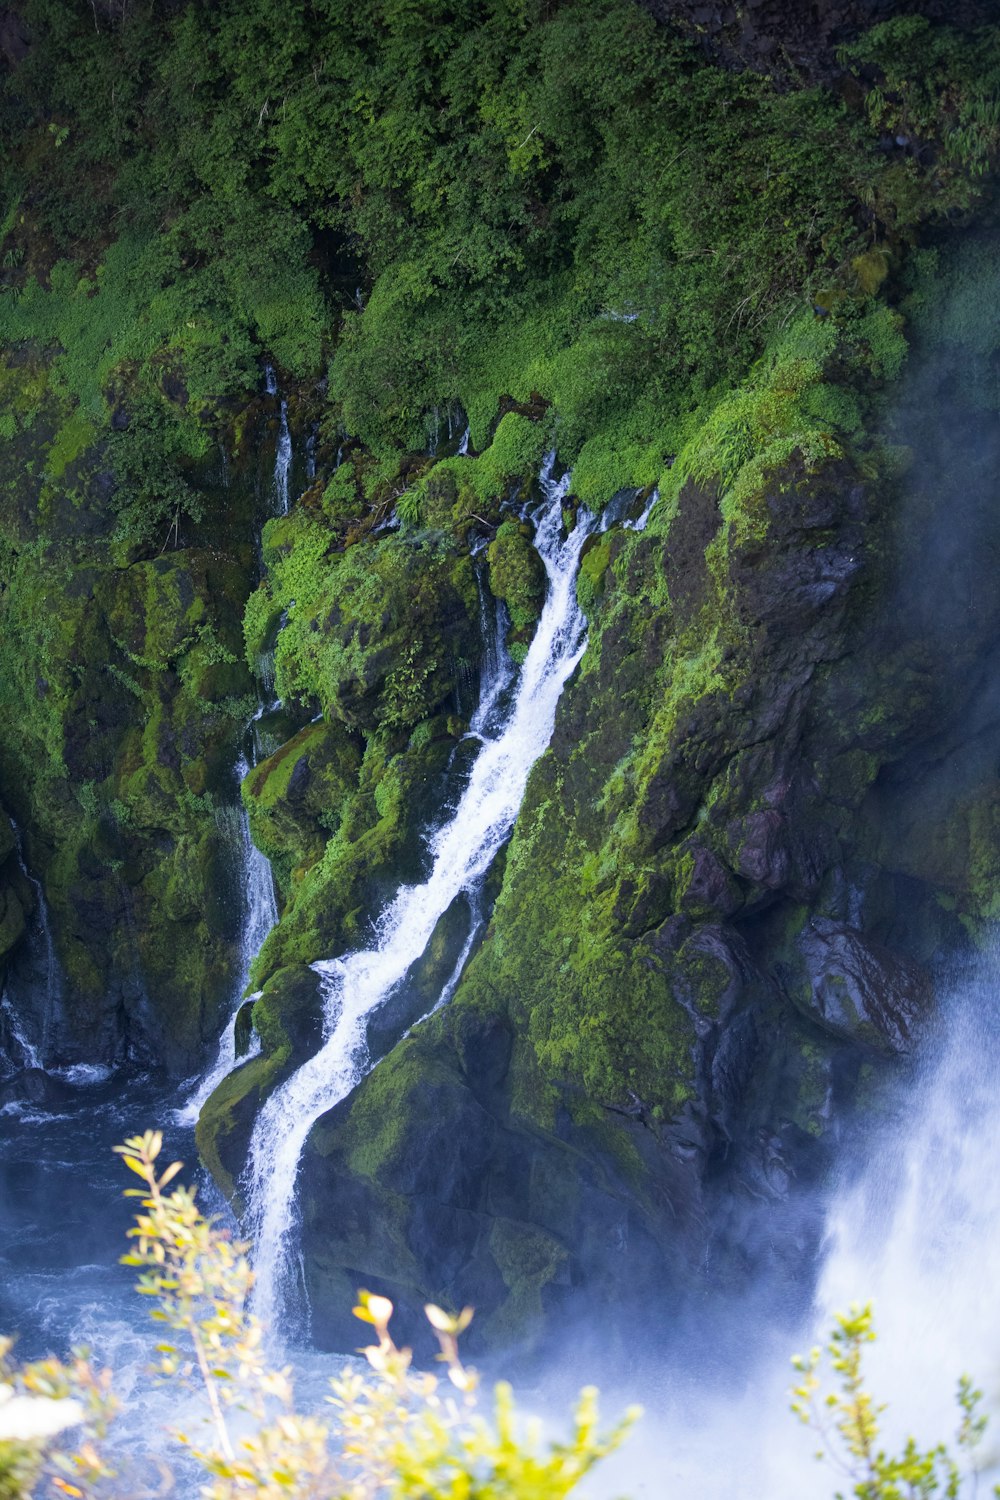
<box><xmin>0</xmin><ymin>1068</ymin><xmax>73</xmax><ymax>1111</ymax></box>
<box><xmin>790</xmin><ymin>918</ymin><xmax>932</xmax><ymax>1055</ymax></box>
<box><xmin>234</xmin><ymin>1000</ymin><xmax>256</xmax><ymax>1059</ymax></box>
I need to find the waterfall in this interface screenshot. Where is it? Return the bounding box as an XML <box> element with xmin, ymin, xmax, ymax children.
<box><xmin>624</xmin><ymin>485</ymin><xmax>659</xmax><ymax>532</ymax></box>
<box><xmin>604</xmin><ymin>955</ymin><xmax>1000</xmax><ymax>1498</ymax></box>
<box><xmin>809</xmin><ymin>961</ymin><xmax>1000</xmax><ymax>1458</ymax></box>
<box><xmin>2</xmin><ymin>823</ymin><xmax>61</xmax><ymax>1066</ymax></box>
<box><xmin>245</xmin><ymin>455</ymin><xmax>596</xmax><ymax>1326</ymax></box>
<box><xmin>0</xmin><ymin>989</ymin><xmax>42</xmax><ymax>1074</ymax></box>
<box><xmin>178</xmin><ymin>370</ymin><xmax>294</xmax><ymax>1120</ymax></box>
<box><xmin>176</xmin><ymin>756</ymin><xmax>278</xmax><ymax>1124</ymax></box>
<box><xmin>264</xmin><ymin>363</ymin><xmax>292</xmax><ymax>515</ymax></box>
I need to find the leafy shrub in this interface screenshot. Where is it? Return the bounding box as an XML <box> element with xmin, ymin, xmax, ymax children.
<box><xmin>791</xmin><ymin>1303</ymin><xmax>994</xmax><ymax>1498</ymax></box>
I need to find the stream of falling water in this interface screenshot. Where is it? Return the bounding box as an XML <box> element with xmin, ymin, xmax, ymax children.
<box><xmin>175</xmin><ymin>753</ymin><xmax>277</xmax><ymax>1125</ymax></box>
<box><xmin>177</xmin><ymin>364</ymin><xmax>288</xmax><ymax>1121</ymax></box>
<box><xmin>245</xmin><ymin>455</ymin><xmax>596</xmax><ymax>1326</ymax></box>
<box><xmin>264</xmin><ymin>363</ymin><xmax>292</xmax><ymax>515</ymax></box>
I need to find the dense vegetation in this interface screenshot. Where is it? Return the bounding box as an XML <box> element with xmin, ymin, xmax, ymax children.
<box><xmin>3</xmin><ymin>2</ymin><xmax>1000</xmax><ymax>500</ymax></box>
<box><xmin>5</xmin><ymin>0</ymin><xmax>1000</xmax><ymax>1366</ymax></box>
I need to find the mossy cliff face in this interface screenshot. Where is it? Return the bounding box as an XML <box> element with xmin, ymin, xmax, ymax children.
<box><xmin>0</xmin><ymin>362</ymin><xmax>278</xmax><ymax>1071</ymax></box>
<box><xmin>0</xmin><ymin>800</ymin><xmax>31</xmax><ymax>1003</ymax></box>
<box><xmin>4</xmin><ymin>0</ymin><xmax>1000</xmax><ymax>1358</ymax></box>
<box><xmin>238</xmin><ymin>477</ymin><xmax>483</xmax><ymax>990</ymax></box>
<box><xmin>289</xmin><ymin>284</ymin><xmax>1000</xmax><ymax>1352</ymax></box>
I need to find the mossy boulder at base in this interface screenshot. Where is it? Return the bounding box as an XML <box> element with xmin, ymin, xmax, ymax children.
<box><xmin>197</xmin><ymin>963</ymin><xmax>326</xmax><ymax>1203</ymax></box>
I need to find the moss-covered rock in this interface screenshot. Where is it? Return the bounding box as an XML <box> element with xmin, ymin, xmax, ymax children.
<box><xmin>261</xmin><ymin>521</ymin><xmax>480</xmax><ymax>732</ymax></box>
<box><xmin>249</xmin><ymin>719</ymin><xmax>462</xmax><ymax>987</ymax></box>
<box><xmin>487</xmin><ymin>520</ymin><xmax>545</xmax><ymax>658</ymax></box>
<box><xmin>197</xmin><ymin>963</ymin><xmax>325</xmax><ymax>1202</ymax></box>
<box><xmin>0</xmin><ymin>372</ymin><xmax>264</xmax><ymax>1071</ymax></box>
<box><xmin>242</xmin><ymin>719</ymin><xmax>363</xmax><ymax>897</ymax></box>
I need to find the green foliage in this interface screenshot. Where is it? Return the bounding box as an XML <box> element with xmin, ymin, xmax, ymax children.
<box><xmin>395</xmin><ymin>490</ymin><xmax>423</xmax><ymax>527</ymax></box>
<box><xmin>842</xmin><ymin>19</ymin><xmax>1000</xmax><ymax>193</ymax></box>
<box><xmin>791</xmin><ymin>1303</ymin><xmax>995</xmax><ymax>1498</ymax></box>
<box><xmin>680</xmin><ymin>315</ymin><xmax>845</xmax><ymax>530</ymax></box>
<box><xmin>106</xmin><ymin>399</ymin><xmax>206</xmax><ymax>554</ymax></box>
<box><xmin>3</xmin><ymin>0</ymin><xmax>997</xmax><ymax>519</ymax></box>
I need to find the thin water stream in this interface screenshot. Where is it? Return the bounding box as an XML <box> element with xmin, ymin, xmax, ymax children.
<box><xmin>245</xmin><ymin>455</ymin><xmax>597</xmax><ymax>1324</ymax></box>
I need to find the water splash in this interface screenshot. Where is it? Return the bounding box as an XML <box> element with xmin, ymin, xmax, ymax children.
<box><xmin>245</xmin><ymin>454</ymin><xmax>596</xmax><ymax>1326</ymax></box>
<box><xmin>598</xmin><ymin>955</ymin><xmax>1000</xmax><ymax>1498</ymax></box>
<box><xmin>624</xmin><ymin>486</ymin><xmax>659</xmax><ymax>532</ymax></box>
<box><xmin>0</xmin><ymin>989</ymin><xmax>42</xmax><ymax>1073</ymax></box>
<box><xmin>811</xmin><ymin>963</ymin><xmax>1000</xmax><ymax>1457</ymax></box>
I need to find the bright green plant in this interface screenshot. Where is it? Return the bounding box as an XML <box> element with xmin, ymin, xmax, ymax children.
<box><xmin>791</xmin><ymin>1302</ymin><xmax>995</xmax><ymax>1498</ymax></box>
<box><xmin>394</xmin><ymin>490</ymin><xmax>423</xmax><ymax>527</ymax></box>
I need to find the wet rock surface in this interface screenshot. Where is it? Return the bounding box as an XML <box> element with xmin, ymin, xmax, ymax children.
<box><xmin>790</xmin><ymin>918</ymin><xmax>932</xmax><ymax>1053</ymax></box>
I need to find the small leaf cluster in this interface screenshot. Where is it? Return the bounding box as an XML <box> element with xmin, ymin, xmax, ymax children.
<box><xmin>0</xmin><ymin>1336</ymin><xmax>115</xmax><ymax>1500</ymax></box>
<box><xmin>791</xmin><ymin>1302</ymin><xmax>996</xmax><ymax>1500</ymax></box>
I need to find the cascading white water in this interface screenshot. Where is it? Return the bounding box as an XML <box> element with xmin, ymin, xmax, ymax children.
<box><xmin>264</xmin><ymin>363</ymin><xmax>292</xmax><ymax>515</ymax></box>
<box><xmin>467</xmin><ymin>570</ymin><xmax>516</xmax><ymax>739</ymax></box>
<box><xmin>245</xmin><ymin>456</ymin><xmax>596</xmax><ymax>1326</ymax></box>
<box><xmin>624</xmin><ymin>485</ymin><xmax>659</xmax><ymax>532</ymax></box>
<box><xmin>0</xmin><ymin>989</ymin><xmax>42</xmax><ymax>1074</ymax></box>
<box><xmin>600</xmin><ymin>955</ymin><xmax>1000</xmax><ymax>1499</ymax></box>
<box><xmin>810</xmin><ymin>962</ymin><xmax>1000</xmax><ymax>1459</ymax></box>
<box><xmin>176</xmin><ymin>756</ymin><xmax>278</xmax><ymax>1123</ymax></box>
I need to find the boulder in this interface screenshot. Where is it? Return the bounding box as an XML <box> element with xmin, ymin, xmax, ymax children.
<box><xmin>791</xmin><ymin>918</ymin><xmax>932</xmax><ymax>1055</ymax></box>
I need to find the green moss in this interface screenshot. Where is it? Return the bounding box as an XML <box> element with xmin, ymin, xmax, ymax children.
<box><xmin>483</xmin><ymin>1217</ymin><xmax>568</xmax><ymax>1349</ymax></box>
<box><xmin>262</xmin><ymin>526</ymin><xmax>478</xmax><ymax>732</ymax></box>
<box><xmin>249</xmin><ymin>723</ymin><xmax>457</xmax><ymax>986</ymax></box>
<box><xmin>487</xmin><ymin>520</ymin><xmax>546</xmax><ymax>648</ymax></box>
<box><xmin>576</xmin><ymin>534</ymin><xmax>613</xmax><ymax>617</ymax></box>
<box><xmin>242</xmin><ymin>718</ymin><xmax>362</xmax><ymax>895</ymax></box>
